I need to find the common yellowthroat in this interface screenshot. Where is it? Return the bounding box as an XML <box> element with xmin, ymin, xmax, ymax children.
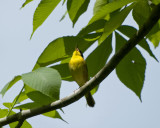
<box><xmin>69</xmin><ymin>48</ymin><xmax>95</xmax><ymax>107</ymax></box>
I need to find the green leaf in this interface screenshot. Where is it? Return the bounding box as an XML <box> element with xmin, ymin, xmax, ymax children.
<box><xmin>43</xmin><ymin>110</ymin><xmax>67</xmax><ymax>123</ymax></box>
<box><xmin>31</xmin><ymin>0</ymin><xmax>61</xmax><ymax>38</ymax></box>
<box><xmin>26</xmin><ymin>89</ymin><xmax>55</xmax><ymax>105</ymax></box>
<box><xmin>22</xmin><ymin>67</ymin><xmax>61</xmax><ymax>100</ymax></box>
<box><xmin>99</xmin><ymin>3</ymin><xmax>135</xmax><ymax>43</ymax></box>
<box><xmin>149</xmin><ymin>30</ymin><xmax>160</xmax><ymax>48</ymax></box>
<box><xmin>9</xmin><ymin>119</ymin><xmax>32</xmax><ymax>128</ymax></box>
<box><xmin>0</xmin><ymin>109</ymin><xmax>8</xmax><ymax>118</ymax></box>
<box><xmin>35</xmin><ymin>36</ymin><xmax>95</xmax><ymax>67</ymax></box>
<box><xmin>152</xmin><ymin>0</ymin><xmax>160</xmax><ymax>5</ymax></box>
<box><xmin>3</xmin><ymin>92</ymin><xmax>28</xmax><ymax>110</ymax></box>
<box><xmin>15</xmin><ymin>102</ymin><xmax>42</xmax><ymax>109</ymax></box>
<box><xmin>3</xmin><ymin>102</ymin><xmax>12</xmax><ymax>109</ymax></box>
<box><xmin>89</xmin><ymin>0</ymin><xmax>138</xmax><ymax>24</ymax></box>
<box><xmin>83</xmin><ymin>32</ymin><xmax>103</xmax><ymax>41</ymax></box>
<box><xmin>17</xmin><ymin>91</ymin><xmax>28</xmax><ymax>103</ymax></box>
<box><xmin>117</xmin><ymin>25</ymin><xmax>158</xmax><ymax>61</ymax></box>
<box><xmin>86</xmin><ymin>34</ymin><xmax>112</xmax><ymax>77</ymax></box>
<box><xmin>132</xmin><ymin>0</ymin><xmax>151</xmax><ymax>28</ymax></box>
<box><xmin>60</xmin><ymin>11</ymin><xmax>68</xmax><ymax>22</ymax></box>
<box><xmin>115</xmin><ymin>32</ymin><xmax>146</xmax><ymax>100</ymax></box>
<box><xmin>93</xmin><ymin>0</ymin><xmax>109</xmax><ymax>15</ymax></box>
<box><xmin>21</xmin><ymin>0</ymin><xmax>33</xmax><ymax>8</ymax></box>
<box><xmin>0</xmin><ymin>75</ymin><xmax>21</xmax><ymax>97</ymax></box>
<box><xmin>51</xmin><ymin>63</ymin><xmax>72</xmax><ymax>81</ymax></box>
<box><xmin>62</xmin><ymin>0</ymin><xmax>66</xmax><ymax>5</ymax></box>
<box><xmin>91</xmin><ymin>85</ymin><xmax>99</xmax><ymax>95</ymax></box>
<box><xmin>78</xmin><ymin>19</ymin><xmax>106</xmax><ymax>37</ymax></box>
<box><xmin>67</xmin><ymin>0</ymin><xmax>90</xmax><ymax>26</ymax></box>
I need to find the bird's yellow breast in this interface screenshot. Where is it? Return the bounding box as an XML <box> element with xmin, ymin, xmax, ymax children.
<box><xmin>69</xmin><ymin>55</ymin><xmax>88</xmax><ymax>86</ymax></box>
<box><xmin>69</xmin><ymin>56</ymin><xmax>85</xmax><ymax>70</ymax></box>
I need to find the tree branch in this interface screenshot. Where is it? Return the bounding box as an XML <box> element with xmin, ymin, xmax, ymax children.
<box><xmin>0</xmin><ymin>3</ymin><xmax>160</xmax><ymax>127</ymax></box>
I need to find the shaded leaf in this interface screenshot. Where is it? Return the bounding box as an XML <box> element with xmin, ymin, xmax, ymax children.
<box><xmin>115</xmin><ymin>32</ymin><xmax>146</xmax><ymax>100</ymax></box>
<box><xmin>99</xmin><ymin>4</ymin><xmax>135</xmax><ymax>43</ymax></box>
<box><xmin>67</xmin><ymin>0</ymin><xmax>90</xmax><ymax>26</ymax></box>
<box><xmin>22</xmin><ymin>67</ymin><xmax>61</xmax><ymax>100</ymax></box>
<box><xmin>132</xmin><ymin>0</ymin><xmax>151</xmax><ymax>28</ymax></box>
<box><xmin>31</xmin><ymin>0</ymin><xmax>61</xmax><ymax>38</ymax></box>
<box><xmin>89</xmin><ymin>0</ymin><xmax>137</xmax><ymax>24</ymax></box>
<box><xmin>86</xmin><ymin>34</ymin><xmax>112</xmax><ymax>77</ymax></box>
<box><xmin>51</xmin><ymin>63</ymin><xmax>72</xmax><ymax>81</ymax></box>
<box><xmin>15</xmin><ymin>102</ymin><xmax>42</xmax><ymax>109</ymax></box>
<box><xmin>83</xmin><ymin>32</ymin><xmax>103</xmax><ymax>41</ymax></box>
<box><xmin>78</xmin><ymin>19</ymin><xmax>106</xmax><ymax>37</ymax></box>
<box><xmin>26</xmin><ymin>89</ymin><xmax>56</xmax><ymax>105</ymax></box>
<box><xmin>0</xmin><ymin>75</ymin><xmax>21</xmax><ymax>97</ymax></box>
<box><xmin>117</xmin><ymin>25</ymin><xmax>158</xmax><ymax>61</ymax></box>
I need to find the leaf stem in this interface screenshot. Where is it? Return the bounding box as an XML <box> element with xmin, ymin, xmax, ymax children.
<box><xmin>7</xmin><ymin>85</ymin><xmax>25</xmax><ymax>116</ymax></box>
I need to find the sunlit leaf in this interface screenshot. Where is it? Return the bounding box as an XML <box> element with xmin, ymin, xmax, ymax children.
<box><xmin>31</xmin><ymin>0</ymin><xmax>61</xmax><ymax>38</ymax></box>
<box><xmin>43</xmin><ymin>110</ymin><xmax>67</xmax><ymax>123</ymax></box>
<box><xmin>115</xmin><ymin>32</ymin><xmax>146</xmax><ymax>100</ymax></box>
<box><xmin>89</xmin><ymin>0</ymin><xmax>138</xmax><ymax>24</ymax></box>
<box><xmin>93</xmin><ymin>0</ymin><xmax>108</xmax><ymax>15</ymax></box>
<box><xmin>0</xmin><ymin>109</ymin><xmax>32</xmax><ymax>128</ymax></box>
<box><xmin>149</xmin><ymin>30</ymin><xmax>160</xmax><ymax>48</ymax></box>
<box><xmin>21</xmin><ymin>0</ymin><xmax>33</xmax><ymax>8</ymax></box>
<box><xmin>22</xmin><ymin>67</ymin><xmax>61</xmax><ymax>100</ymax></box>
<box><xmin>67</xmin><ymin>0</ymin><xmax>90</xmax><ymax>26</ymax></box>
<box><xmin>152</xmin><ymin>0</ymin><xmax>160</xmax><ymax>5</ymax></box>
<box><xmin>99</xmin><ymin>4</ymin><xmax>135</xmax><ymax>43</ymax></box>
<box><xmin>9</xmin><ymin>119</ymin><xmax>32</xmax><ymax>128</ymax></box>
<box><xmin>0</xmin><ymin>75</ymin><xmax>21</xmax><ymax>97</ymax></box>
<box><xmin>91</xmin><ymin>85</ymin><xmax>99</xmax><ymax>95</ymax></box>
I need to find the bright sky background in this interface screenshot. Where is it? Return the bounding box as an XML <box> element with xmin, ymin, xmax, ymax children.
<box><xmin>0</xmin><ymin>0</ymin><xmax>160</xmax><ymax>128</ymax></box>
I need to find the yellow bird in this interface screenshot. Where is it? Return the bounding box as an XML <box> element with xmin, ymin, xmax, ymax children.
<box><xmin>69</xmin><ymin>48</ymin><xmax>95</xmax><ymax>107</ymax></box>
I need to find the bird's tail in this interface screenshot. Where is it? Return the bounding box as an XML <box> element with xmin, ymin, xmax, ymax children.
<box><xmin>85</xmin><ymin>92</ymin><xmax>95</xmax><ymax>107</ymax></box>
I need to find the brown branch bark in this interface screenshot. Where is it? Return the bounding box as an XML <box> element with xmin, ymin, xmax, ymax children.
<box><xmin>0</xmin><ymin>3</ymin><xmax>160</xmax><ymax>127</ymax></box>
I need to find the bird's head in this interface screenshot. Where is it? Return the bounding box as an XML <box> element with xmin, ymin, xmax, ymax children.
<box><xmin>72</xmin><ymin>48</ymin><xmax>84</xmax><ymax>58</ymax></box>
